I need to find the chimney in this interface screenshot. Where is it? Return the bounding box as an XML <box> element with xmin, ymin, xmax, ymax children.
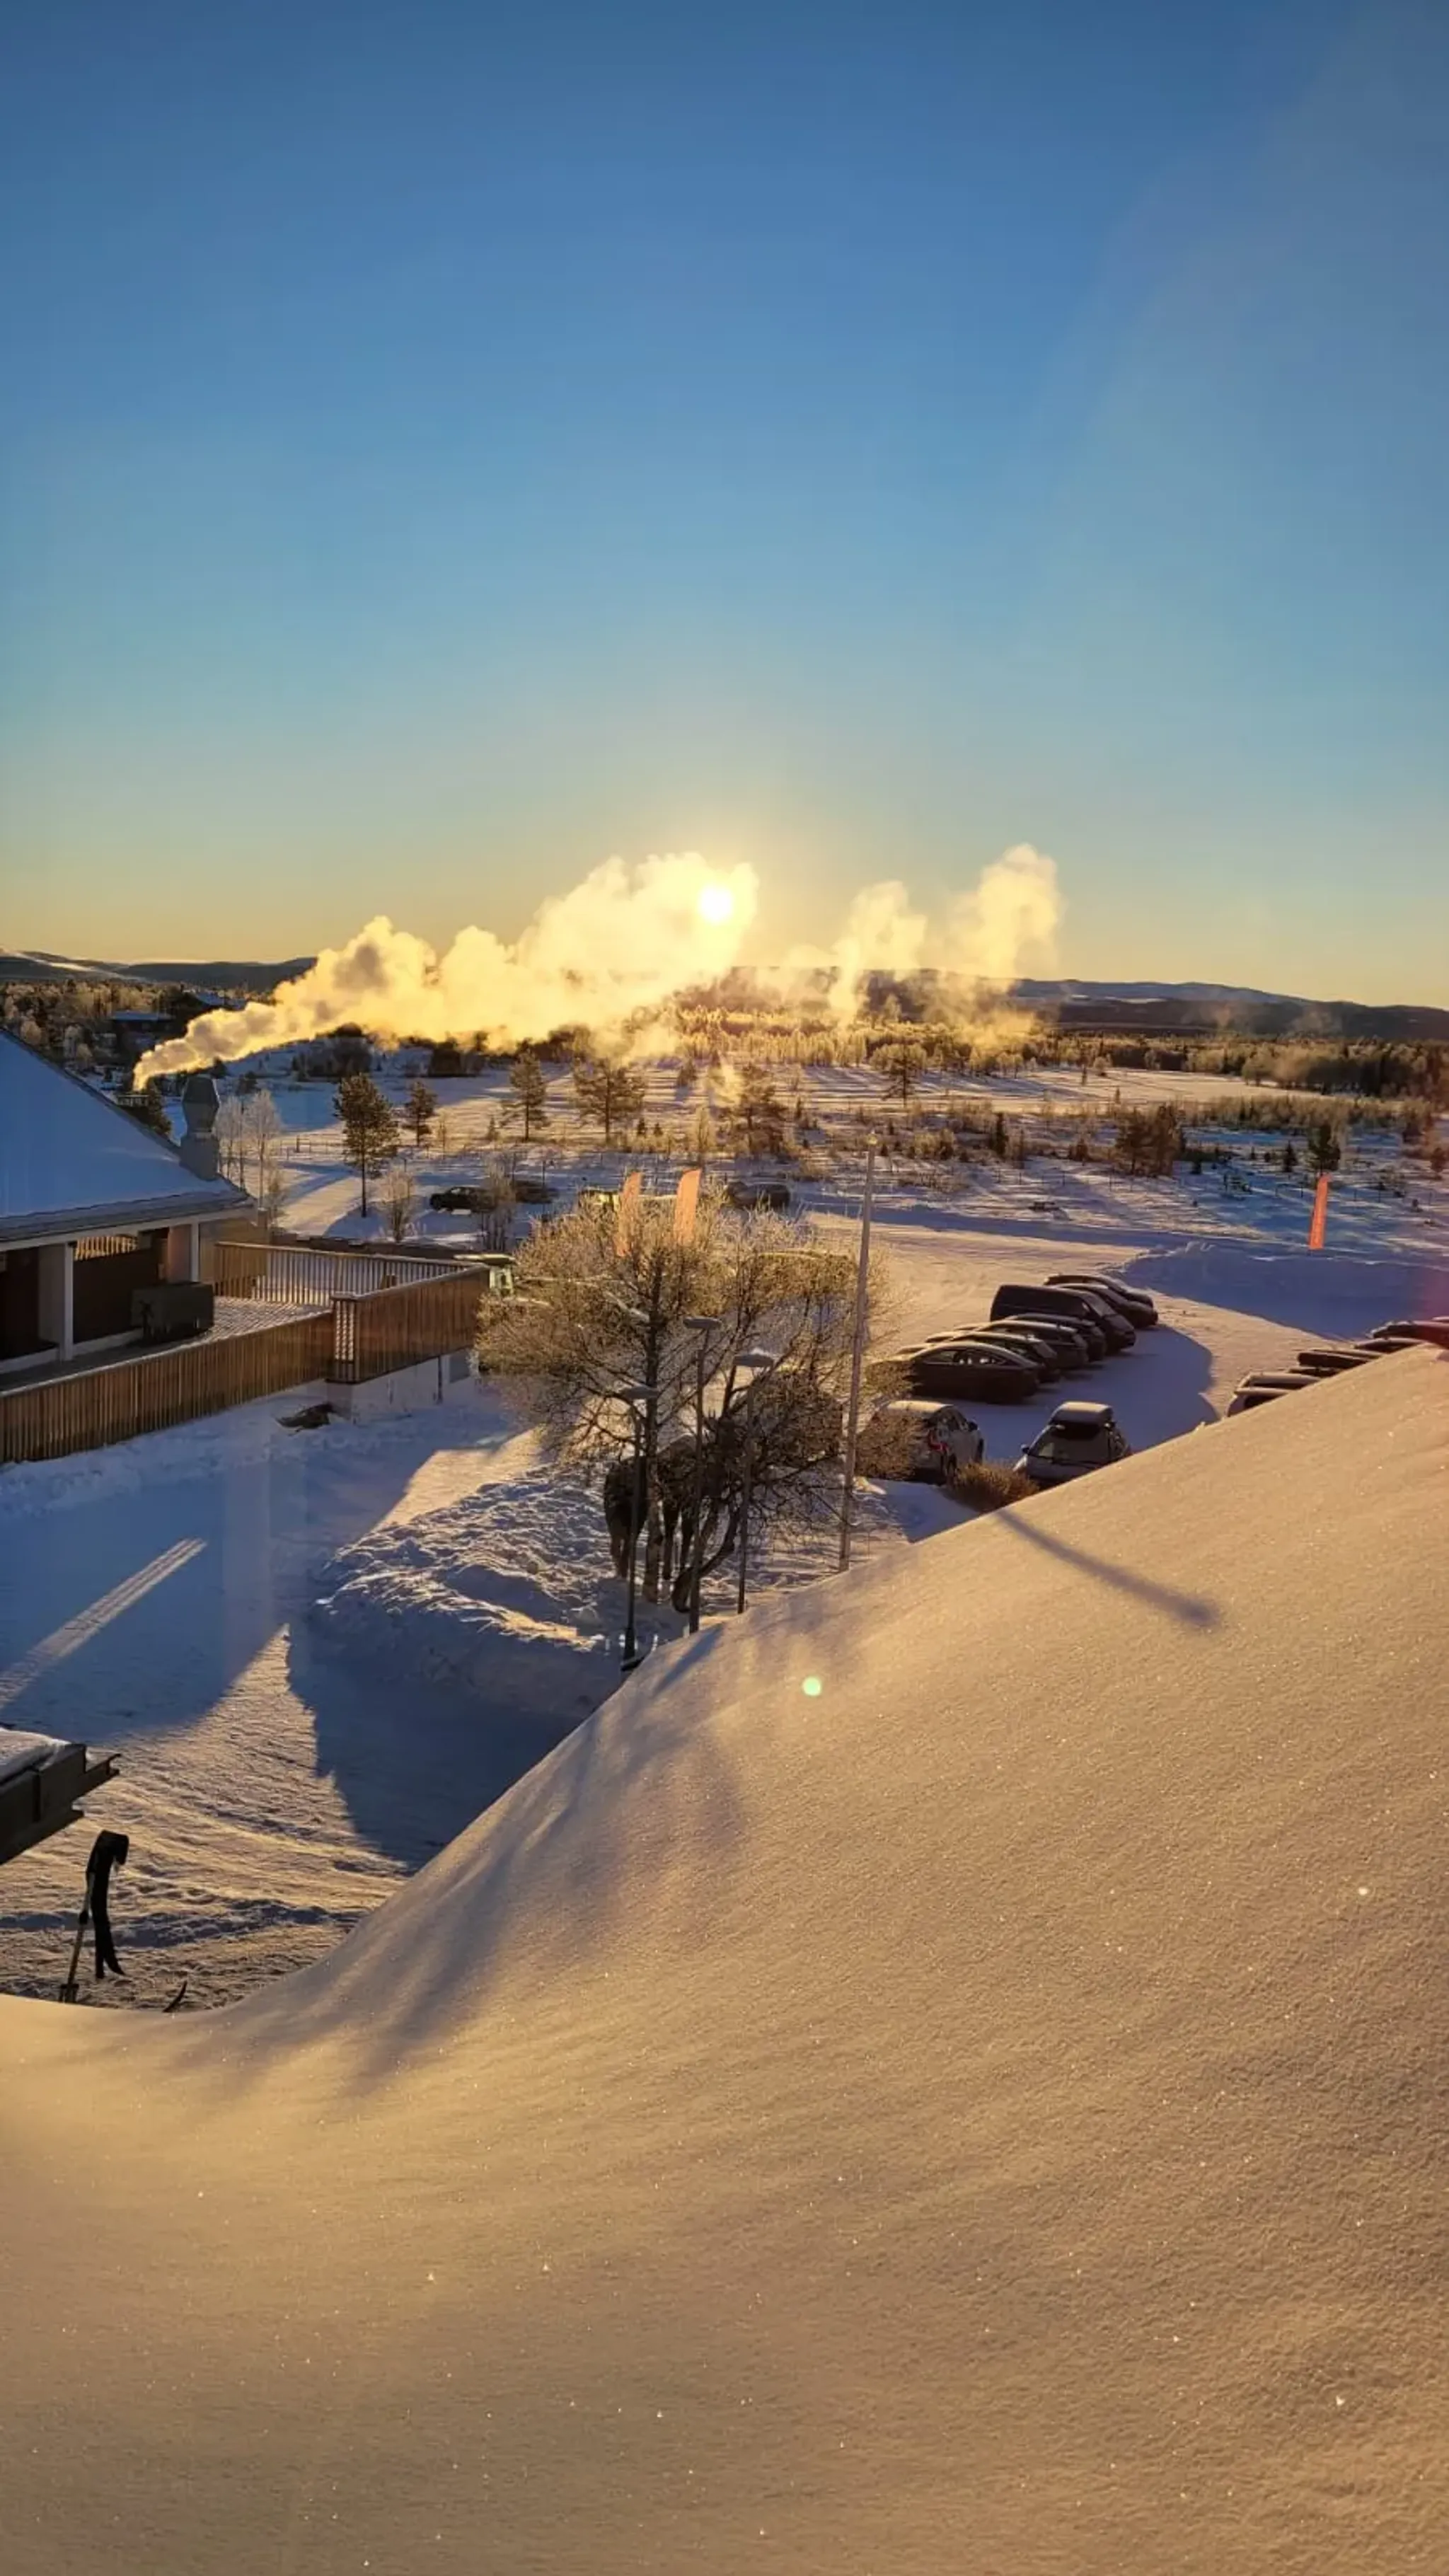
<box><xmin>178</xmin><ymin>1073</ymin><xmax>221</xmax><ymax>1179</ymax></box>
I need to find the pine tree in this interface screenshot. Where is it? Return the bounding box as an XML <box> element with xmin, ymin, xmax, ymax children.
<box><xmin>1307</xmin><ymin>1119</ymin><xmax>1343</xmax><ymax>1178</ymax></box>
<box><xmin>734</xmin><ymin>1063</ymin><xmax>786</xmax><ymax>1155</ymax></box>
<box><xmin>334</xmin><ymin>1073</ymin><xmax>400</xmax><ymax>1215</ymax></box>
<box><xmin>404</xmin><ymin>1077</ymin><xmax>438</xmax><ymax>1148</ymax></box>
<box><xmin>572</xmin><ymin>1054</ymin><xmax>647</xmax><ymax>1143</ymax></box>
<box><xmin>507</xmin><ymin>1049</ymin><xmax>550</xmax><ymax>1140</ymax></box>
<box><xmin>990</xmin><ymin>1111</ymin><xmax>1008</xmax><ymax>1159</ymax></box>
<box><xmin>119</xmin><ymin>1082</ymin><xmax>172</xmax><ymax>1140</ymax></box>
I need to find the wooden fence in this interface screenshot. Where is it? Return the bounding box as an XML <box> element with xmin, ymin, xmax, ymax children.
<box><xmin>328</xmin><ymin>1273</ymin><xmax>485</xmax><ymax>1384</ymax></box>
<box><xmin>0</xmin><ymin>1312</ymin><xmax>335</xmax><ymax>1465</ymax></box>
<box><xmin>0</xmin><ymin>1270</ymin><xmax>489</xmax><ymax>1462</ymax></box>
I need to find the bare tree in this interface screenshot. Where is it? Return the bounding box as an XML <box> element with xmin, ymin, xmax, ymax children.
<box><xmin>480</xmin><ymin>1194</ymin><xmax>885</xmax><ymax>1609</ymax></box>
<box><xmin>380</xmin><ymin>1162</ymin><xmax>417</xmax><ymax>1242</ymax></box>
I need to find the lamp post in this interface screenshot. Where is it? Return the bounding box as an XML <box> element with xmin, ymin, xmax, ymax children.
<box><xmin>681</xmin><ymin>1315</ymin><xmax>720</xmax><ymax>1633</ymax></box>
<box><xmin>734</xmin><ymin>1346</ymin><xmax>780</xmax><ymax>1615</ymax></box>
<box><xmin>615</xmin><ymin>1380</ymin><xmax>657</xmax><ymax>1674</ymax></box>
<box><xmin>838</xmin><ymin>1133</ymin><xmax>877</xmax><ymax>1571</ymax></box>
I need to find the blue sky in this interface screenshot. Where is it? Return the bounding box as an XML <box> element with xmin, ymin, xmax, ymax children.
<box><xmin>2</xmin><ymin>0</ymin><xmax>1446</xmax><ymax>1000</ymax></box>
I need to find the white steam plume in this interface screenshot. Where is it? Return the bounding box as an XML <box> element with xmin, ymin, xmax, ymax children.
<box><xmin>136</xmin><ymin>841</ymin><xmax>1063</xmax><ymax>1082</ymax></box>
<box><xmin>135</xmin><ymin>853</ymin><xmax>759</xmax><ymax>1080</ymax></box>
<box><xmin>768</xmin><ymin>845</ymin><xmax>1061</xmax><ymax>1018</ymax></box>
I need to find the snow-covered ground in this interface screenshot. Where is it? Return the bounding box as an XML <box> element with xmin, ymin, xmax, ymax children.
<box><xmin>4</xmin><ymin>1177</ymin><xmax>1441</xmax><ymax>2012</ymax></box>
<box><xmin>2</xmin><ymin>1346</ymin><xmax>1444</xmax><ymax>2575</ymax></box>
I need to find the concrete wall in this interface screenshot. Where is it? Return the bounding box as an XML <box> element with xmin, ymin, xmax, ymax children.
<box><xmin>330</xmin><ymin>1347</ymin><xmax>478</xmax><ymax>1425</ymax></box>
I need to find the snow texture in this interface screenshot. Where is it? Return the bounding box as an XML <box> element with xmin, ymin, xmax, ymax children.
<box><xmin>0</xmin><ymin>1342</ymin><xmax>1445</xmax><ymax>2574</ymax></box>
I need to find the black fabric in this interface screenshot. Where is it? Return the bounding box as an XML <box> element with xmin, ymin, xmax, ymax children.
<box><xmin>86</xmin><ymin>1831</ymin><xmax>129</xmax><ymax>1980</ymax></box>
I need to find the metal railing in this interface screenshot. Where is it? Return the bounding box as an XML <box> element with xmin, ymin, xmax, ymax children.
<box><xmin>204</xmin><ymin>1238</ymin><xmax>463</xmax><ymax>1306</ymax></box>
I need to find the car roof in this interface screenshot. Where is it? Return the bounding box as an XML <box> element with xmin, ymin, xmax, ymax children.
<box><xmin>881</xmin><ymin>1397</ymin><xmax>966</xmax><ymax>1418</ymax></box>
<box><xmin>1048</xmin><ymin>1400</ymin><xmax>1114</xmax><ymax>1425</ymax></box>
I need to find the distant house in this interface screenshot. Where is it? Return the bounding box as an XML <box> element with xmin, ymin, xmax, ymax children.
<box><xmin>0</xmin><ymin>1032</ymin><xmax>249</xmax><ymax>1375</ymax></box>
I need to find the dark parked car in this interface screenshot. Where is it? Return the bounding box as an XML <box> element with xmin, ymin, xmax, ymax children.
<box><xmin>946</xmin><ymin>1325</ymin><xmax>1066</xmax><ymax>1382</ymax></box>
<box><xmin>1368</xmin><ymin>1318</ymin><xmax>1449</xmax><ymax>1351</ymax></box>
<box><xmin>991</xmin><ymin>1281</ymin><xmax>1136</xmax><ymax>1351</ymax></box>
<box><xmin>1227</xmin><ymin>1370</ymin><xmax>1320</xmax><ymax>1414</ymax></box>
<box><xmin>430</xmin><ymin>1186</ymin><xmax>485</xmax><ymax>1213</ymax></box>
<box><xmin>1015</xmin><ymin>1399</ymin><xmax>1131</xmax><ymax>1486</ymax></box>
<box><xmin>1295</xmin><ymin>1347</ymin><xmax>1383</xmax><ymax>1375</ymax></box>
<box><xmin>724</xmin><ymin>1180</ymin><xmax>792</xmax><ymax>1213</ymax></box>
<box><xmin>991</xmin><ymin>1298</ymin><xmax>1109</xmax><ymax>1361</ymax></box>
<box><xmin>879</xmin><ymin>1340</ymin><xmax>1040</xmax><ymax>1403</ymax></box>
<box><xmin>984</xmin><ymin>1315</ymin><xmax>1097</xmax><ymax>1369</ymax></box>
<box><xmin>1046</xmin><ymin>1273</ymin><xmax>1159</xmax><ymax>1329</ymax></box>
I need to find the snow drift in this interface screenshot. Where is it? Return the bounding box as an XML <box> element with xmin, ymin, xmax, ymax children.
<box><xmin>1</xmin><ymin>1348</ymin><xmax>1445</xmax><ymax>2575</ymax></box>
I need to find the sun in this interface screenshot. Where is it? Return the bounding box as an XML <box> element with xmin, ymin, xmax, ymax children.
<box><xmin>695</xmin><ymin>880</ymin><xmax>736</xmax><ymax>928</ymax></box>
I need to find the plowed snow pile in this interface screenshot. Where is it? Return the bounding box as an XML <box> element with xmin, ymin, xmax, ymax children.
<box><xmin>2</xmin><ymin>1351</ymin><xmax>1445</xmax><ymax>2575</ymax></box>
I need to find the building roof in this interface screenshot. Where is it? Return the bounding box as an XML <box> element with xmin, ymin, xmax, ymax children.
<box><xmin>0</xmin><ymin>1028</ymin><xmax>248</xmax><ymax>1244</ymax></box>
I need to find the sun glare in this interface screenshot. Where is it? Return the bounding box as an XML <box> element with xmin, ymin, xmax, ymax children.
<box><xmin>696</xmin><ymin>881</ymin><xmax>735</xmax><ymax>928</ymax></box>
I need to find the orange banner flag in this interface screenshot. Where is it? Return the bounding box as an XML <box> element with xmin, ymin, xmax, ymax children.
<box><xmin>614</xmin><ymin>1169</ymin><xmax>642</xmax><ymax>1255</ymax></box>
<box><xmin>674</xmin><ymin>1166</ymin><xmax>702</xmax><ymax>1244</ymax></box>
<box><xmin>1307</xmin><ymin>1174</ymin><xmax>1329</xmax><ymax>1250</ymax></box>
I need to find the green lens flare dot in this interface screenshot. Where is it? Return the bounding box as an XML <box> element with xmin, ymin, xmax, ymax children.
<box><xmin>802</xmin><ymin>1675</ymin><xmax>822</xmax><ymax>1698</ymax></box>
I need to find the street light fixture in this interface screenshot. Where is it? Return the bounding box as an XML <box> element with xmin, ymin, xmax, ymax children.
<box><xmin>734</xmin><ymin>1346</ymin><xmax>780</xmax><ymax>1615</ymax></box>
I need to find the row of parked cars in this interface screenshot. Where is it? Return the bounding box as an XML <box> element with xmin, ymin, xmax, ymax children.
<box><xmin>1228</xmin><ymin>1315</ymin><xmax>1449</xmax><ymax>1412</ymax></box>
<box><xmin>860</xmin><ymin>1271</ymin><xmax>1158</xmax><ymax>1489</ymax></box>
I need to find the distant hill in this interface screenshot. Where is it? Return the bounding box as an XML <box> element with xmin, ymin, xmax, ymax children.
<box><xmin>1007</xmin><ymin>979</ymin><xmax>1449</xmax><ymax>1044</ymax></box>
<box><xmin>0</xmin><ymin>948</ymin><xmax>316</xmax><ymax>993</ymax></box>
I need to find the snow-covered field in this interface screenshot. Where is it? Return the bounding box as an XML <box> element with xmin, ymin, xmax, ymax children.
<box><xmin>3</xmin><ymin>1165</ymin><xmax>1442</xmax><ymax>2012</ymax></box>
<box><xmin>2</xmin><ymin>1346</ymin><xmax>1444</xmax><ymax>2575</ymax></box>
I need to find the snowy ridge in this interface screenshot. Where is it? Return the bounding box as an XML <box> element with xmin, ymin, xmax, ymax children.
<box><xmin>1</xmin><ymin>1346</ymin><xmax>1445</xmax><ymax>2575</ymax></box>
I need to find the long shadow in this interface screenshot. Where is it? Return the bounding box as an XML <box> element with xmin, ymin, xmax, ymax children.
<box><xmin>993</xmin><ymin>1507</ymin><xmax>1220</xmax><ymax>1629</ymax></box>
<box><xmin>0</xmin><ymin>1404</ymin><xmax>512</xmax><ymax>1753</ymax></box>
<box><xmin>175</xmin><ymin>1624</ymin><xmax>750</xmax><ymax>2092</ymax></box>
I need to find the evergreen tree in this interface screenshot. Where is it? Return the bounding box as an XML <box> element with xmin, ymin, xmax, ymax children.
<box><xmin>404</xmin><ymin>1077</ymin><xmax>438</xmax><ymax>1148</ymax></box>
<box><xmin>572</xmin><ymin>1053</ymin><xmax>648</xmax><ymax>1143</ymax></box>
<box><xmin>119</xmin><ymin>1082</ymin><xmax>172</xmax><ymax>1140</ymax></box>
<box><xmin>334</xmin><ymin>1072</ymin><xmax>400</xmax><ymax>1215</ymax></box>
<box><xmin>507</xmin><ymin>1049</ymin><xmax>550</xmax><ymax>1140</ymax></box>
<box><xmin>1307</xmin><ymin>1119</ymin><xmax>1343</xmax><ymax>1178</ymax></box>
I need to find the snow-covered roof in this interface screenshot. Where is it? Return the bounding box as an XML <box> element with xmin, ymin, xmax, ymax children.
<box><xmin>0</xmin><ymin>1028</ymin><xmax>247</xmax><ymax>1242</ymax></box>
<box><xmin>1</xmin><ymin>1348</ymin><xmax>1444</xmax><ymax>2571</ymax></box>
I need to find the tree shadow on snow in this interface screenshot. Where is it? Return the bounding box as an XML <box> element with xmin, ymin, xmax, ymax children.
<box><xmin>176</xmin><ymin>1626</ymin><xmax>749</xmax><ymax>2092</ymax></box>
<box><xmin>992</xmin><ymin>1510</ymin><xmax>1220</xmax><ymax>1629</ymax></box>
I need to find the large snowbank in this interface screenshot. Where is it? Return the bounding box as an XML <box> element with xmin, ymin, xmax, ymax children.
<box><xmin>1</xmin><ymin>1345</ymin><xmax>1444</xmax><ymax>2572</ymax></box>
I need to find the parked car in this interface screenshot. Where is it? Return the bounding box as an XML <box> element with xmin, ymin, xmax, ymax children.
<box><xmin>1046</xmin><ymin>1273</ymin><xmax>1159</xmax><ymax>1329</ymax></box>
<box><xmin>1294</xmin><ymin>1347</ymin><xmax>1383</xmax><ymax>1375</ymax></box>
<box><xmin>991</xmin><ymin>1281</ymin><xmax>1136</xmax><ymax>1351</ymax></box>
<box><xmin>430</xmin><ymin>1186</ymin><xmax>484</xmax><ymax>1213</ymax></box>
<box><xmin>1226</xmin><ymin>1370</ymin><xmax>1320</xmax><ymax>1414</ymax></box>
<box><xmin>1015</xmin><ymin>1401</ymin><xmax>1131</xmax><ymax>1486</ymax></box>
<box><xmin>942</xmin><ymin>1325</ymin><xmax>1066</xmax><ymax>1382</ymax></box>
<box><xmin>1368</xmin><ymin>1318</ymin><xmax>1449</xmax><ymax>1351</ymax></box>
<box><xmin>856</xmin><ymin>1400</ymin><xmax>984</xmax><ymax>1482</ymax></box>
<box><xmin>891</xmin><ymin>1341</ymin><xmax>1041</xmax><ymax>1403</ymax></box>
<box><xmin>724</xmin><ymin>1180</ymin><xmax>792</xmax><ymax>1213</ymax></box>
<box><xmin>990</xmin><ymin>1299</ymin><xmax>1109</xmax><ymax>1362</ymax></box>
<box><xmin>978</xmin><ymin>1316</ymin><xmax>1097</xmax><ymax>1370</ymax></box>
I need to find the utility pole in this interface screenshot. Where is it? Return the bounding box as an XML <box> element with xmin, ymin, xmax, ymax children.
<box><xmin>837</xmin><ymin>1135</ymin><xmax>876</xmax><ymax>1571</ymax></box>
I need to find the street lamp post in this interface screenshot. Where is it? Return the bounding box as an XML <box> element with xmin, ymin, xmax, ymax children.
<box><xmin>838</xmin><ymin>1134</ymin><xmax>877</xmax><ymax>1572</ymax></box>
<box><xmin>682</xmin><ymin>1315</ymin><xmax>720</xmax><ymax>1634</ymax></box>
<box><xmin>616</xmin><ymin>1380</ymin><xmax>657</xmax><ymax>1674</ymax></box>
<box><xmin>734</xmin><ymin>1346</ymin><xmax>779</xmax><ymax>1615</ymax></box>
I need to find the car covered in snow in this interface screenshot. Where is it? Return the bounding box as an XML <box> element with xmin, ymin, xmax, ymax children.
<box><xmin>856</xmin><ymin>1400</ymin><xmax>985</xmax><ymax>1482</ymax></box>
<box><xmin>1014</xmin><ymin>1400</ymin><xmax>1131</xmax><ymax>1486</ymax></box>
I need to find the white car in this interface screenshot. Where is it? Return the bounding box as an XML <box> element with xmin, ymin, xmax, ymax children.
<box><xmin>857</xmin><ymin>1399</ymin><xmax>985</xmax><ymax>1483</ymax></box>
<box><xmin>1015</xmin><ymin>1400</ymin><xmax>1131</xmax><ymax>1487</ymax></box>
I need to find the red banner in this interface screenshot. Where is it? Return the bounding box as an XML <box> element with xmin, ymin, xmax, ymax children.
<box><xmin>1307</xmin><ymin>1174</ymin><xmax>1329</xmax><ymax>1250</ymax></box>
